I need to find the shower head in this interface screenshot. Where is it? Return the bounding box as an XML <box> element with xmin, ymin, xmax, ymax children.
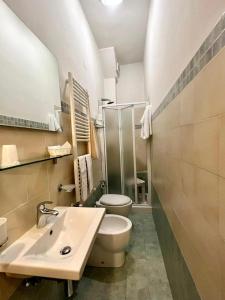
<box><xmin>101</xmin><ymin>98</ymin><xmax>114</xmax><ymax>105</ymax></box>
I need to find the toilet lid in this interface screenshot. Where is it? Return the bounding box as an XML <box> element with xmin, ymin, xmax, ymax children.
<box><xmin>99</xmin><ymin>194</ymin><xmax>131</xmax><ymax>206</ymax></box>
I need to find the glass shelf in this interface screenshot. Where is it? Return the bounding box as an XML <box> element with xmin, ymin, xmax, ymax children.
<box><xmin>0</xmin><ymin>154</ymin><xmax>72</xmax><ymax>171</ymax></box>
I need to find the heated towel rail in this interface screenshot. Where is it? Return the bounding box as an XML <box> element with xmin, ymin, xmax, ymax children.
<box><xmin>68</xmin><ymin>72</ymin><xmax>91</xmax><ymax>203</ymax></box>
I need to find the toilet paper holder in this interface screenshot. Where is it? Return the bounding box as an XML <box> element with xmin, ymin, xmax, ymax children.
<box><xmin>58</xmin><ymin>184</ymin><xmax>75</xmax><ymax>193</ymax></box>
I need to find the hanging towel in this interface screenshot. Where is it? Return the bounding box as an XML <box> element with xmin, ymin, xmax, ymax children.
<box><xmin>90</xmin><ymin>121</ymin><xmax>100</xmax><ymax>159</ymax></box>
<box><xmin>48</xmin><ymin>113</ymin><xmax>62</xmax><ymax>132</ymax></box>
<box><xmin>140</xmin><ymin>105</ymin><xmax>152</xmax><ymax>139</ymax></box>
<box><xmin>78</xmin><ymin>155</ymin><xmax>88</xmax><ymax>201</ymax></box>
<box><xmin>96</xmin><ymin>106</ymin><xmax>103</xmax><ymax>127</ymax></box>
<box><xmin>55</xmin><ymin>109</ymin><xmax>62</xmax><ymax>132</ymax></box>
<box><xmin>85</xmin><ymin>154</ymin><xmax>93</xmax><ymax>193</ymax></box>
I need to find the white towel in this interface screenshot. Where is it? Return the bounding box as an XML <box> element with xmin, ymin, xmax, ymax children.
<box><xmin>55</xmin><ymin>109</ymin><xmax>62</xmax><ymax>132</ymax></box>
<box><xmin>48</xmin><ymin>113</ymin><xmax>62</xmax><ymax>132</ymax></box>
<box><xmin>78</xmin><ymin>155</ymin><xmax>88</xmax><ymax>201</ymax></box>
<box><xmin>85</xmin><ymin>154</ymin><xmax>93</xmax><ymax>193</ymax></box>
<box><xmin>96</xmin><ymin>106</ymin><xmax>103</xmax><ymax>124</ymax></box>
<box><xmin>140</xmin><ymin>105</ymin><xmax>152</xmax><ymax>139</ymax></box>
<box><xmin>90</xmin><ymin>121</ymin><xmax>100</xmax><ymax>159</ymax></box>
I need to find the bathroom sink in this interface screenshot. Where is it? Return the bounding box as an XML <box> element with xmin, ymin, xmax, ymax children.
<box><xmin>0</xmin><ymin>207</ymin><xmax>105</xmax><ymax>280</ymax></box>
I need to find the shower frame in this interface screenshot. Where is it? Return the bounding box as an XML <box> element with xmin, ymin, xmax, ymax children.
<box><xmin>102</xmin><ymin>101</ymin><xmax>148</xmax><ymax>204</ymax></box>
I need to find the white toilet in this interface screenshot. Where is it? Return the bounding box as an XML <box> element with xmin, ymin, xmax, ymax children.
<box><xmin>96</xmin><ymin>194</ymin><xmax>132</xmax><ymax>217</ymax></box>
<box><xmin>87</xmin><ymin>214</ymin><xmax>132</xmax><ymax>267</ymax></box>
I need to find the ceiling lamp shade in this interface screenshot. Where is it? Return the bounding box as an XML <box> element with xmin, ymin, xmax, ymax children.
<box><xmin>100</xmin><ymin>0</ymin><xmax>123</xmax><ymax>6</ymax></box>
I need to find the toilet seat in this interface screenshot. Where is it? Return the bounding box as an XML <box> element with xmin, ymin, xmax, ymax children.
<box><xmin>98</xmin><ymin>214</ymin><xmax>132</xmax><ymax>235</ymax></box>
<box><xmin>96</xmin><ymin>194</ymin><xmax>132</xmax><ymax>217</ymax></box>
<box><xmin>99</xmin><ymin>194</ymin><xmax>131</xmax><ymax>206</ymax></box>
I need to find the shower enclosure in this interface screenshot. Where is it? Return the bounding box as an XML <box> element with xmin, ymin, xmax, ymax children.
<box><xmin>103</xmin><ymin>103</ymin><xmax>149</xmax><ymax>204</ymax></box>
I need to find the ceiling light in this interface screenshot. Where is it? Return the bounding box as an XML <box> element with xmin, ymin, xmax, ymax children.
<box><xmin>100</xmin><ymin>0</ymin><xmax>123</xmax><ymax>7</ymax></box>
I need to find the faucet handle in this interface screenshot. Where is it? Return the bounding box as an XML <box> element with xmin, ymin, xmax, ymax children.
<box><xmin>37</xmin><ymin>201</ymin><xmax>53</xmax><ymax>209</ymax></box>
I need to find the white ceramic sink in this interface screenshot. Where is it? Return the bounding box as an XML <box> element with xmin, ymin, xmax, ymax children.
<box><xmin>0</xmin><ymin>207</ymin><xmax>105</xmax><ymax>280</ymax></box>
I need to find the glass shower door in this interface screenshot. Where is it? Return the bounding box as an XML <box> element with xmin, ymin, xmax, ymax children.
<box><xmin>121</xmin><ymin>107</ymin><xmax>135</xmax><ymax>201</ymax></box>
<box><xmin>103</xmin><ymin>106</ymin><xmax>136</xmax><ymax>202</ymax></box>
<box><xmin>104</xmin><ymin>108</ymin><xmax>122</xmax><ymax>194</ymax></box>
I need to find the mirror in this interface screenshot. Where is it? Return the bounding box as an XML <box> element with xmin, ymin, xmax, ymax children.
<box><xmin>0</xmin><ymin>1</ymin><xmax>61</xmax><ymax>131</ymax></box>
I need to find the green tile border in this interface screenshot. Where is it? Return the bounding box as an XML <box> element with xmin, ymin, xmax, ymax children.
<box><xmin>61</xmin><ymin>101</ymin><xmax>70</xmax><ymax>114</ymax></box>
<box><xmin>0</xmin><ymin>114</ymin><xmax>49</xmax><ymax>130</ymax></box>
<box><xmin>153</xmin><ymin>13</ymin><xmax>225</xmax><ymax>120</ymax></box>
<box><xmin>151</xmin><ymin>184</ymin><xmax>201</xmax><ymax>300</ymax></box>
<box><xmin>0</xmin><ymin>102</ymin><xmax>71</xmax><ymax>130</ymax></box>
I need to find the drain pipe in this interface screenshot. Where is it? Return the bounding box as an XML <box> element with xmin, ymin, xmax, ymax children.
<box><xmin>65</xmin><ymin>280</ymin><xmax>74</xmax><ymax>298</ymax></box>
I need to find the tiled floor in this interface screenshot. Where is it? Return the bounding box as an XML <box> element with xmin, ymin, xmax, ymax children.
<box><xmin>76</xmin><ymin>212</ymin><xmax>172</xmax><ymax>300</ymax></box>
<box><xmin>10</xmin><ymin>212</ymin><xmax>173</xmax><ymax>300</ymax></box>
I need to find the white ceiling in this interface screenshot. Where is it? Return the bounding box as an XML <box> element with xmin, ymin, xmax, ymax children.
<box><xmin>80</xmin><ymin>0</ymin><xmax>150</xmax><ymax>65</ymax></box>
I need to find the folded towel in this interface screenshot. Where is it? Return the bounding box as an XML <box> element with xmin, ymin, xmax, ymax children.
<box><xmin>85</xmin><ymin>154</ymin><xmax>93</xmax><ymax>193</ymax></box>
<box><xmin>96</xmin><ymin>106</ymin><xmax>103</xmax><ymax>123</ymax></box>
<box><xmin>90</xmin><ymin>121</ymin><xmax>100</xmax><ymax>159</ymax></box>
<box><xmin>48</xmin><ymin>112</ymin><xmax>62</xmax><ymax>132</ymax></box>
<box><xmin>78</xmin><ymin>155</ymin><xmax>88</xmax><ymax>201</ymax></box>
<box><xmin>77</xmin><ymin>154</ymin><xmax>94</xmax><ymax>202</ymax></box>
<box><xmin>140</xmin><ymin>105</ymin><xmax>152</xmax><ymax>139</ymax></box>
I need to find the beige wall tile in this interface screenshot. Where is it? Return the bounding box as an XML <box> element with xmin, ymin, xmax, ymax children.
<box><xmin>4</xmin><ymin>192</ymin><xmax>49</xmax><ymax>246</ymax></box>
<box><xmin>219</xmin><ymin>115</ymin><xmax>225</xmax><ymax>178</ymax></box>
<box><xmin>180</xmin><ymin>125</ymin><xmax>195</xmax><ymax>164</ymax></box>
<box><xmin>0</xmin><ymin>127</ymin><xmax>46</xmax><ymax>161</ymax></box>
<box><xmin>219</xmin><ymin>177</ymin><xmax>225</xmax><ymax>241</ymax></box>
<box><xmin>44</xmin><ymin>131</ymin><xmax>61</xmax><ymax>148</ymax></box>
<box><xmin>180</xmin><ymin>162</ymin><xmax>195</xmax><ymax>200</ymax></box>
<box><xmin>47</xmin><ymin>156</ymin><xmax>74</xmax><ymax>205</ymax></box>
<box><xmin>58</xmin><ymin>187</ymin><xmax>75</xmax><ymax>207</ymax></box>
<box><xmin>164</xmin><ymin>97</ymin><xmax>180</xmax><ymax>129</ymax></box>
<box><xmin>195</xmin><ymin>168</ymin><xmax>219</xmax><ymax>233</ymax></box>
<box><xmin>166</xmin><ymin>128</ymin><xmax>181</xmax><ymax>159</ymax></box>
<box><xmin>179</xmin><ymin>80</ymin><xmax>195</xmax><ymax>126</ymax></box>
<box><xmin>219</xmin><ymin>239</ymin><xmax>225</xmax><ymax>300</ymax></box>
<box><xmin>193</xmin><ymin>117</ymin><xmax>219</xmax><ymax>174</ymax></box>
<box><xmin>0</xmin><ymin>168</ymin><xmax>28</xmax><ymax>216</ymax></box>
<box><xmin>27</xmin><ymin>163</ymin><xmax>49</xmax><ymax>200</ymax></box>
<box><xmin>194</xmin><ymin>50</ymin><xmax>225</xmax><ymax>122</ymax></box>
<box><xmin>78</xmin><ymin>142</ymin><xmax>88</xmax><ymax>156</ymax></box>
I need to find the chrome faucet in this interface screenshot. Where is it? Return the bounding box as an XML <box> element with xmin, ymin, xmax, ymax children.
<box><xmin>36</xmin><ymin>201</ymin><xmax>59</xmax><ymax>228</ymax></box>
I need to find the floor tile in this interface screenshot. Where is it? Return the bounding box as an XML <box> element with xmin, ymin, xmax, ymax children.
<box><xmin>76</xmin><ymin>212</ymin><xmax>173</xmax><ymax>300</ymax></box>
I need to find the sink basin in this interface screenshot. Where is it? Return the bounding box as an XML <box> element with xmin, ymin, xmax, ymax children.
<box><xmin>0</xmin><ymin>207</ymin><xmax>105</xmax><ymax>280</ymax></box>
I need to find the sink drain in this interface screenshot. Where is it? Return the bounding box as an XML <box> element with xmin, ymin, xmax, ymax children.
<box><xmin>60</xmin><ymin>246</ymin><xmax>72</xmax><ymax>256</ymax></box>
